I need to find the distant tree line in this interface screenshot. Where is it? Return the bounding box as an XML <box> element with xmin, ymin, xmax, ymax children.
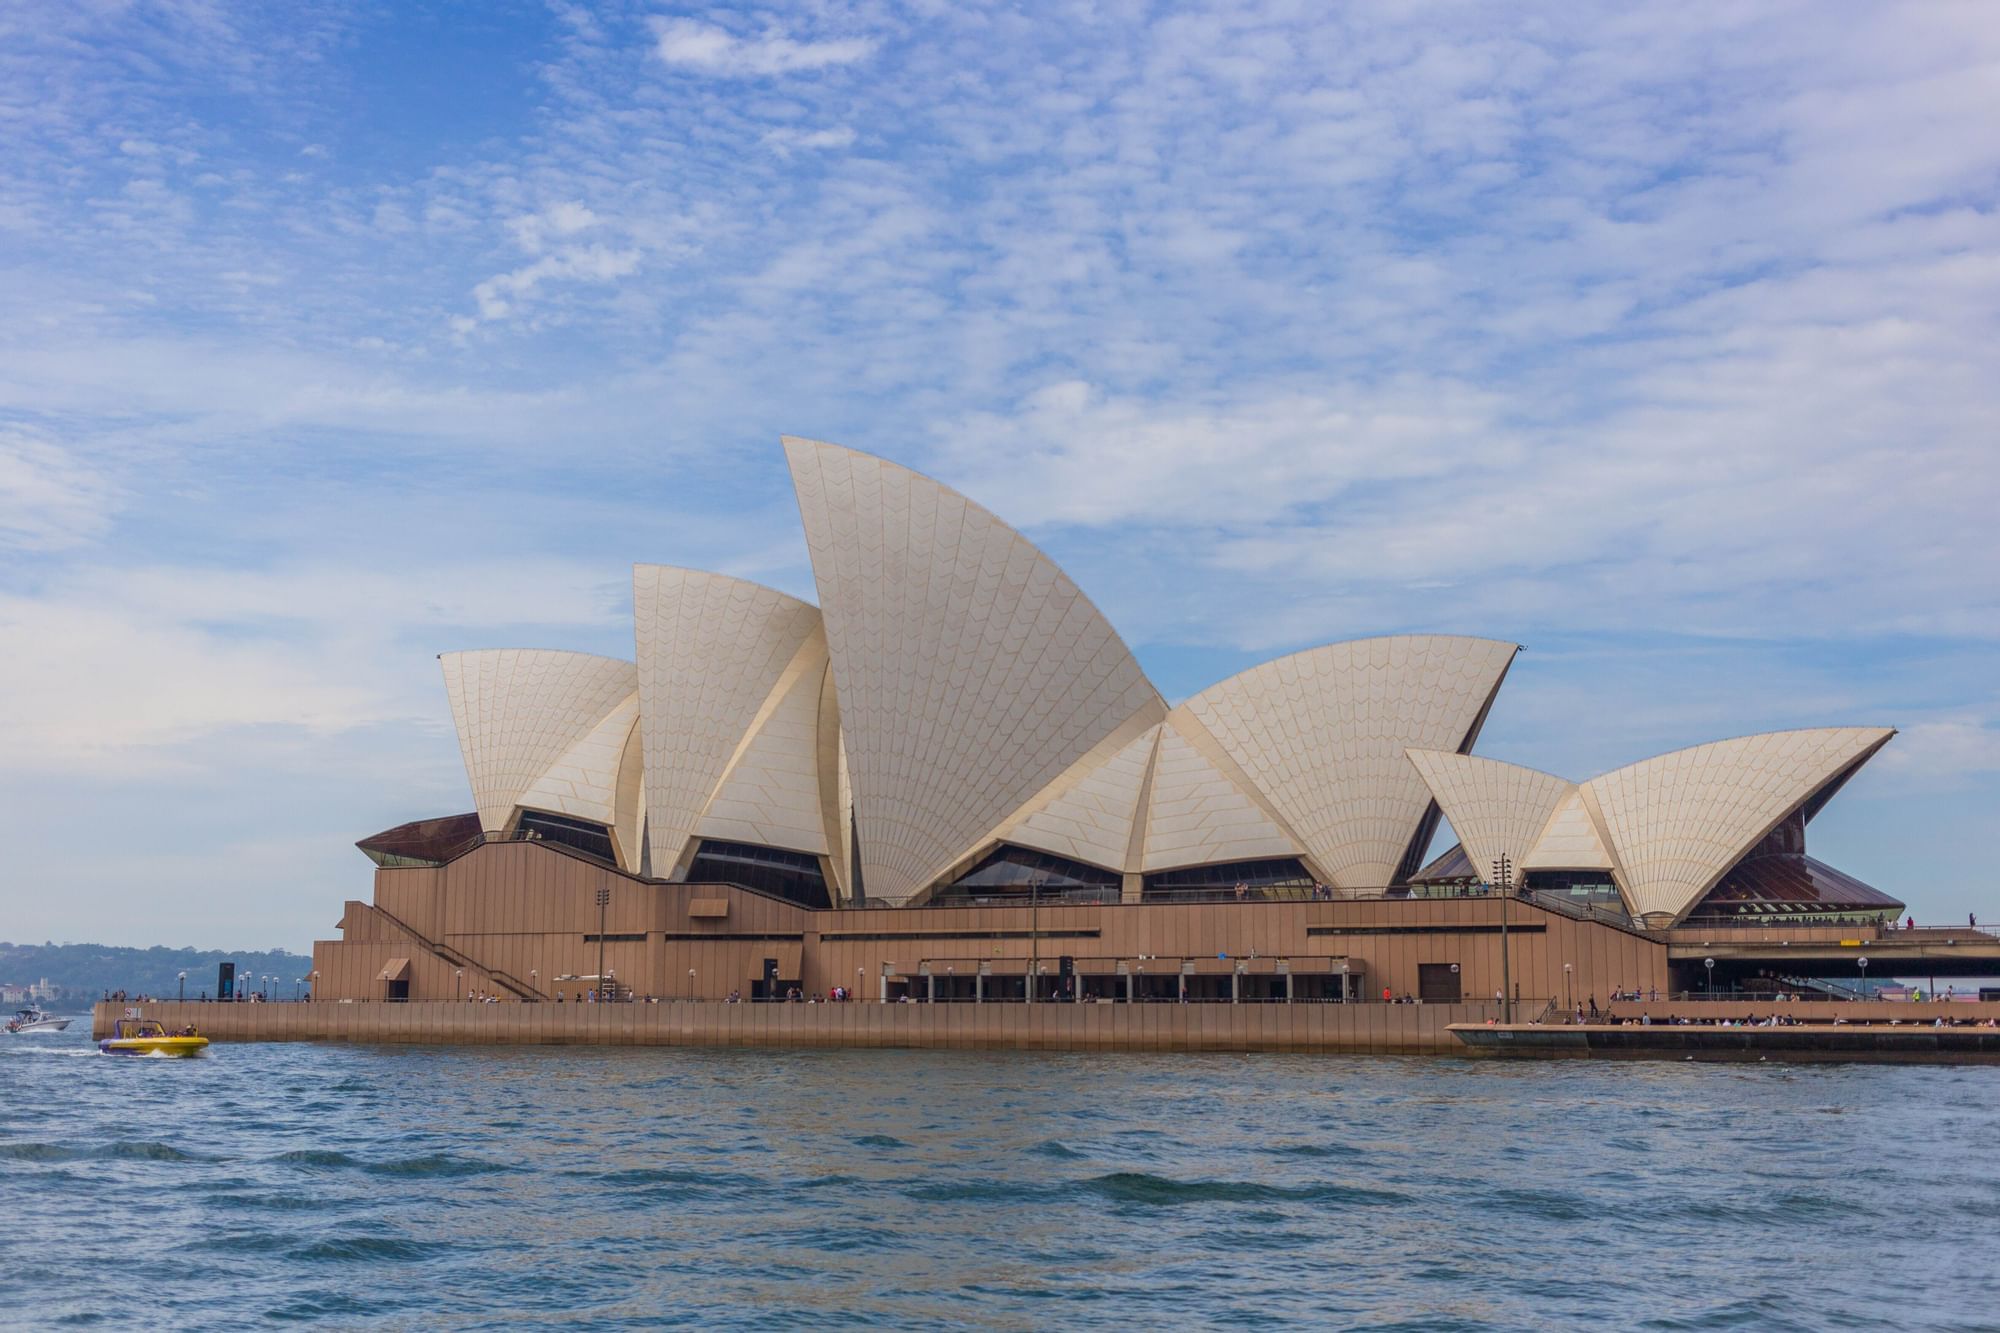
<box><xmin>0</xmin><ymin>941</ymin><xmax>315</xmax><ymax>1004</ymax></box>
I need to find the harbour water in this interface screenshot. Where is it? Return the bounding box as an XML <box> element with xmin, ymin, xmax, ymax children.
<box><xmin>4</xmin><ymin>1022</ymin><xmax>1997</xmax><ymax>1329</ymax></box>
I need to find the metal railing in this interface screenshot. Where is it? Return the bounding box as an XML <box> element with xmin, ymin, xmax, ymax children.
<box><xmin>1884</xmin><ymin>922</ymin><xmax>1999</xmax><ymax>938</ymax></box>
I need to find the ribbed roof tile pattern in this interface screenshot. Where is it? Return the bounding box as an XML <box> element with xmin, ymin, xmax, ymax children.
<box><xmin>1004</xmin><ymin>726</ymin><xmax>1161</xmax><ymax>872</ymax></box>
<box><xmin>1579</xmin><ymin>727</ymin><xmax>1894</xmax><ymax>923</ymax></box>
<box><xmin>632</xmin><ymin>565</ymin><xmax>824</xmax><ymax>877</ymax></box>
<box><xmin>514</xmin><ymin>691</ymin><xmax>642</xmax><ymax>855</ymax></box>
<box><xmin>440</xmin><ymin>649</ymin><xmax>638</xmax><ymax>835</ymax></box>
<box><xmin>1405</xmin><ymin>750</ymin><xmax>1573</xmax><ymax>887</ymax></box>
<box><xmin>694</xmin><ymin>630</ymin><xmax>833</xmax><ymax>857</ymax></box>
<box><xmin>1180</xmin><ymin>636</ymin><xmax>1517</xmax><ymax>890</ymax></box>
<box><xmin>1143</xmin><ymin>720</ymin><xmax>1303</xmax><ymax>871</ymax></box>
<box><xmin>785</xmin><ymin>436</ymin><xmax>1167</xmax><ymax>903</ymax></box>
<box><xmin>1521</xmin><ymin>789</ymin><xmax>1614</xmax><ymax>871</ymax></box>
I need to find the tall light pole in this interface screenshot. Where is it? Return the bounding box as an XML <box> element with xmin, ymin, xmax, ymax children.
<box><xmin>293</xmin><ymin>977</ymin><xmax>302</xmax><ymax>1001</ymax></box>
<box><xmin>1563</xmin><ymin>962</ymin><xmax>1572</xmax><ymax>1013</ymax></box>
<box><xmin>1492</xmin><ymin>854</ymin><xmax>1514</xmax><ymax>1022</ymax></box>
<box><xmin>595</xmin><ymin>885</ymin><xmax>611</xmax><ymax>1001</ymax></box>
<box><xmin>177</xmin><ymin>971</ymin><xmax>187</xmax><ymax>1002</ymax></box>
<box><xmin>1857</xmin><ymin>955</ymin><xmax>1869</xmax><ymax>1000</ymax></box>
<box><xmin>310</xmin><ymin>970</ymin><xmax>319</xmax><ymax>1002</ymax></box>
<box><xmin>1704</xmin><ymin>956</ymin><xmax>1715</xmax><ymax>998</ymax></box>
<box><xmin>1028</xmin><ymin>875</ymin><xmax>1042</xmax><ymax>1004</ymax></box>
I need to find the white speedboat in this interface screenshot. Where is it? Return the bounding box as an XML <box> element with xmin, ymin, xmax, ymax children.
<box><xmin>5</xmin><ymin>1007</ymin><xmax>71</xmax><ymax>1034</ymax></box>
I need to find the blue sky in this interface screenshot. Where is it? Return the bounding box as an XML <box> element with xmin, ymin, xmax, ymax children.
<box><xmin>2</xmin><ymin>1</ymin><xmax>1997</xmax><ymax>951</ymax></box>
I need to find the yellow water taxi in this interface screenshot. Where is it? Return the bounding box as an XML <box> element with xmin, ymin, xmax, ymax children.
<box><xmin>99</xmin><ymin>1018</ymin><xmax>209</xmax><ymax>1057</ymax></box>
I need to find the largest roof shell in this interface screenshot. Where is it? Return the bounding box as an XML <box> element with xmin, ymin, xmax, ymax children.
<box><xmin>784</xmin><ymin>436</ymin><xmax>1167</xmax><ymax>904</ymax></box>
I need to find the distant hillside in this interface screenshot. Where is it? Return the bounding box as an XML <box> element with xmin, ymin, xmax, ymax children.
<box><xmin>0</xmin><ymin>941</ymin><xmax>314</xmax><ymax>1002</ymax></box>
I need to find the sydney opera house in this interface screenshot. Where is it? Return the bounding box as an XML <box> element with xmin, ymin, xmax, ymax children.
<box><xmin>311</xmin><ymin>438</ymin><xmax>1904</xmax><ymax>1008</ymax></box>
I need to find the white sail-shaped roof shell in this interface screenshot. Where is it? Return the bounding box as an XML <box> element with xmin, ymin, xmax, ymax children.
<box><xmin>785</xmin><ymin>436</ymin><xmax>1167</xmax><ymax>904</ymax></box>
<box><xmin>514</xmin><ymin>691</ymin><xmax>643</xmax><ymax>852</ymax></box>
<box><xmin>1404</xmin><ymin>750</ymin><xmax>1574</xmax><ymax>887</ymax></box>
<box><xmin>1579</xmin><ymin>726</ymin><xmax>1894</xmax><ymax>924</ymax></box>
<box><xmin>439</xmin><ymin>648</ymin><xmax>640</xmax><ymax>845</ymax></box>
<box><xmin>999</xmin><ymin>723</ymin><xmax>1162</xmax><ymax>874</ymax></box>
<box><xmin>632</xmin><ymin>565</ymin><xmax>829</xmax><ymax>878</ymax></box>
<box><xmin>692</xmin><ymin>626</ymin><xmax>835</xmax><ymax>859</ymax></box>
<box><xmin>1521</xmin><ymin>789</ymin><xmax>1614</xmax><ymax>872</ymax></box>
<box><xmin>1141</xmin><ymin>717</ymin><xmax>1303</xmax><ymax>871</ymax></box>
<box><xmin>1178</xmin><ymin>636</ymin><xmax>1517</xmax><ymax>891</ymax></box>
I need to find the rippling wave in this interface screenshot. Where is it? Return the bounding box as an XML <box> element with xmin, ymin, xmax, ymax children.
<box><xmin>4</xmin><ymin>1023</ymin><xmax>1997</xmax><ymax>1327</ymax></box>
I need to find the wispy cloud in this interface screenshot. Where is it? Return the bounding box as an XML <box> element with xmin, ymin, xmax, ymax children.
<box><xmin>761</xmin><ymin>125</ymin><xmax>857</xmax><ymax>154</ymax></box>
<box><xmin>0</xmin><ymin>428</ymin><xmax>118</xmax><ymax>551</ymax></box>
<box><xmin>649</xmin><ymin>18</ymin><xmax>875</xmax><ymax>77</ymax></box>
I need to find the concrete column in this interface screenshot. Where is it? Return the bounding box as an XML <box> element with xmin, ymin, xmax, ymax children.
<box><xmin>926</xmin><ymin>970</ymin><xmax>936</xmax><ymax>1004</ymax></box>
<box><xmin>1284</xmin><ymin>967</ymin><xmax>1295</xmax><ymax>1004</ymax></box>
<box><xmin>1231</xmin><ymin>968</ymin><xmax>1241</xmax><ymax>1005</ymax></box>
<box><xmin>975</xmin><ymin>971</ymin><xmax>984</xmax><ymax>1005</ymax></box>
<box><xmin>1178</xmin><ymin>973</ymin><xmax>1187</xmax><ymax>1004</ymax></box>
<box><xmin>1125</xmin><ymin>970</ymin><xmax>1134</xmax><ymax>1004</ymax></box>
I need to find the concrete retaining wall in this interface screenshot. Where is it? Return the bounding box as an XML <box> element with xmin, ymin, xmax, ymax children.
<box><xmin>94</xmin><ymin>1000</ymin><xmax>1500</xmax><ymax>1054</ymax></box>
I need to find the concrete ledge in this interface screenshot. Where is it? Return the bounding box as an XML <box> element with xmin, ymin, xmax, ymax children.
<box><xmin>94</xmin><ymin>1000</ymin><xmax>1498</xmax><ymax>1055</ymax></box>
<box><xmin>1451</xmin><ymin>1021</ymin><xmax>2000</xmax><ymax>1064</ymax></box>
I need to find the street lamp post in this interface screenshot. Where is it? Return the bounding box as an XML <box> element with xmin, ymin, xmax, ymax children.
<box><xmin>310</xmin><ymin>970</ymin><xmax>319</xmax><ymax>1003</ymax></box>
<box><xmin>177</xmin><ymin>971</ymin><xmax>187</xmax><ymax>1002</ymax></box>
<box><xmin>689</xmin><ymin>967</ymin><xmax>697</xmax><ymax>1000</ymax></box>
<box><xmin>293</xmin><ymin>977</ymin><xmax>301</xmax><ymax>1001</ymax></box>
<box><xmin>1704</xmin><ymin>956</ymin><xmax>1715</xmax><ymax>998</ymax></box>
<box><xmin>1857</xmin><ymin>956</ymin><xmax>1869</xmax><ymax>999</ymax></box>
<box><xmin>857</xmin><ymin>967</ymin><xmax>865</xmax><ymax>1004</ymax></box>
<box><xmin>1492</xmin><ymin>854</ymin><xmax>1514</xmax><ymax>1022</ymax></box>
<box><xmin>1028</xmin><ymin>875</ymin><xmax>1042</xmax><ymax>1004</ymax></box>
<box><xmin>455</xmin><ymin>967</ymin><xmax>464</xmax><ymax>1001</ymax></box>
<box><xmin>595</xmin><ymin>886</ymin><xmax>611</xmax><ymax>1002</ymax></box>
<box><xmin>1563</xmin><ymin>963</ymin><xmax>1572</xmax><ymax>1013</ymax></box>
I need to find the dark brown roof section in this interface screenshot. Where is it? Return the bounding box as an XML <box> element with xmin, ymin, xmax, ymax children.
<box><xmin>1410</xmin><ymin>841</ymin><xmax>1478</xmax><ymax>885</ymax></box>
<box><xmin>1689</xmin><ymin>811</ymin><xmax>1902</xmax><ymax>918</ymax></box>
<box><xmin>357</xmin><ymin>812</ymin><xmax>484</xmax><ymax>867</ymax></box>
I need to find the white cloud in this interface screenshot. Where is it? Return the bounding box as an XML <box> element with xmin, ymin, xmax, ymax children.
<box><xmin>0</xmin><ymin>558</ymin><xmax>630</xmax><ymax>774</ymax></box>
<box><xmin>465</xmin><ymin>244</ymin><xmax>641</xmax><ymax>323</ymax></box>
<box><xmin>649</xmin><ymin>18</ymin><xmax>875</xmax><ymax>77</ymax></box>
<box><xmin>1875</xmin><ymin>716</ymin><xmax>2000</xmax><ymax>781</ymax></box>
<box><xmin>507</xmin><ymin>199</ymin><xmax>599</xmax><ymax>254</ymax></box>
<box><xmin>761</xmin><ymin>125</ymin><xmax>857</xmax><ymax>154</ymax></box>
<box><xmin>0</xmin><ymin>429</ymin><xmax>117</xmax><ymax>552</ymax></box>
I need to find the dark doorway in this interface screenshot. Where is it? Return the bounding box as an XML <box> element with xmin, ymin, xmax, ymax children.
<box><xmin>1418</xmin><ymin>963</ymin><xmax>1462</xmax><ymax>1003</ymax></box>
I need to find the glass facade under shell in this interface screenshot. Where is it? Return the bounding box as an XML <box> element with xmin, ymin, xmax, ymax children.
<box><xmin>685</xmin><ymin>840</ymin><xmax>832</xmax><ymax>909</ymax></box>
<box><xmin>931</xmin><ymin>846</ymin><xmax>1121</xmax><ymax>904</ymax></box>
<box><xmin>1143</xmin><ymin>857</ymin><xmax>1315</xmax><ymax>902</ymax></box>
<box><xmin>516</xmin><ymin>810</ymin><xmax>618</xmax><ymax>866</ymax></box>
